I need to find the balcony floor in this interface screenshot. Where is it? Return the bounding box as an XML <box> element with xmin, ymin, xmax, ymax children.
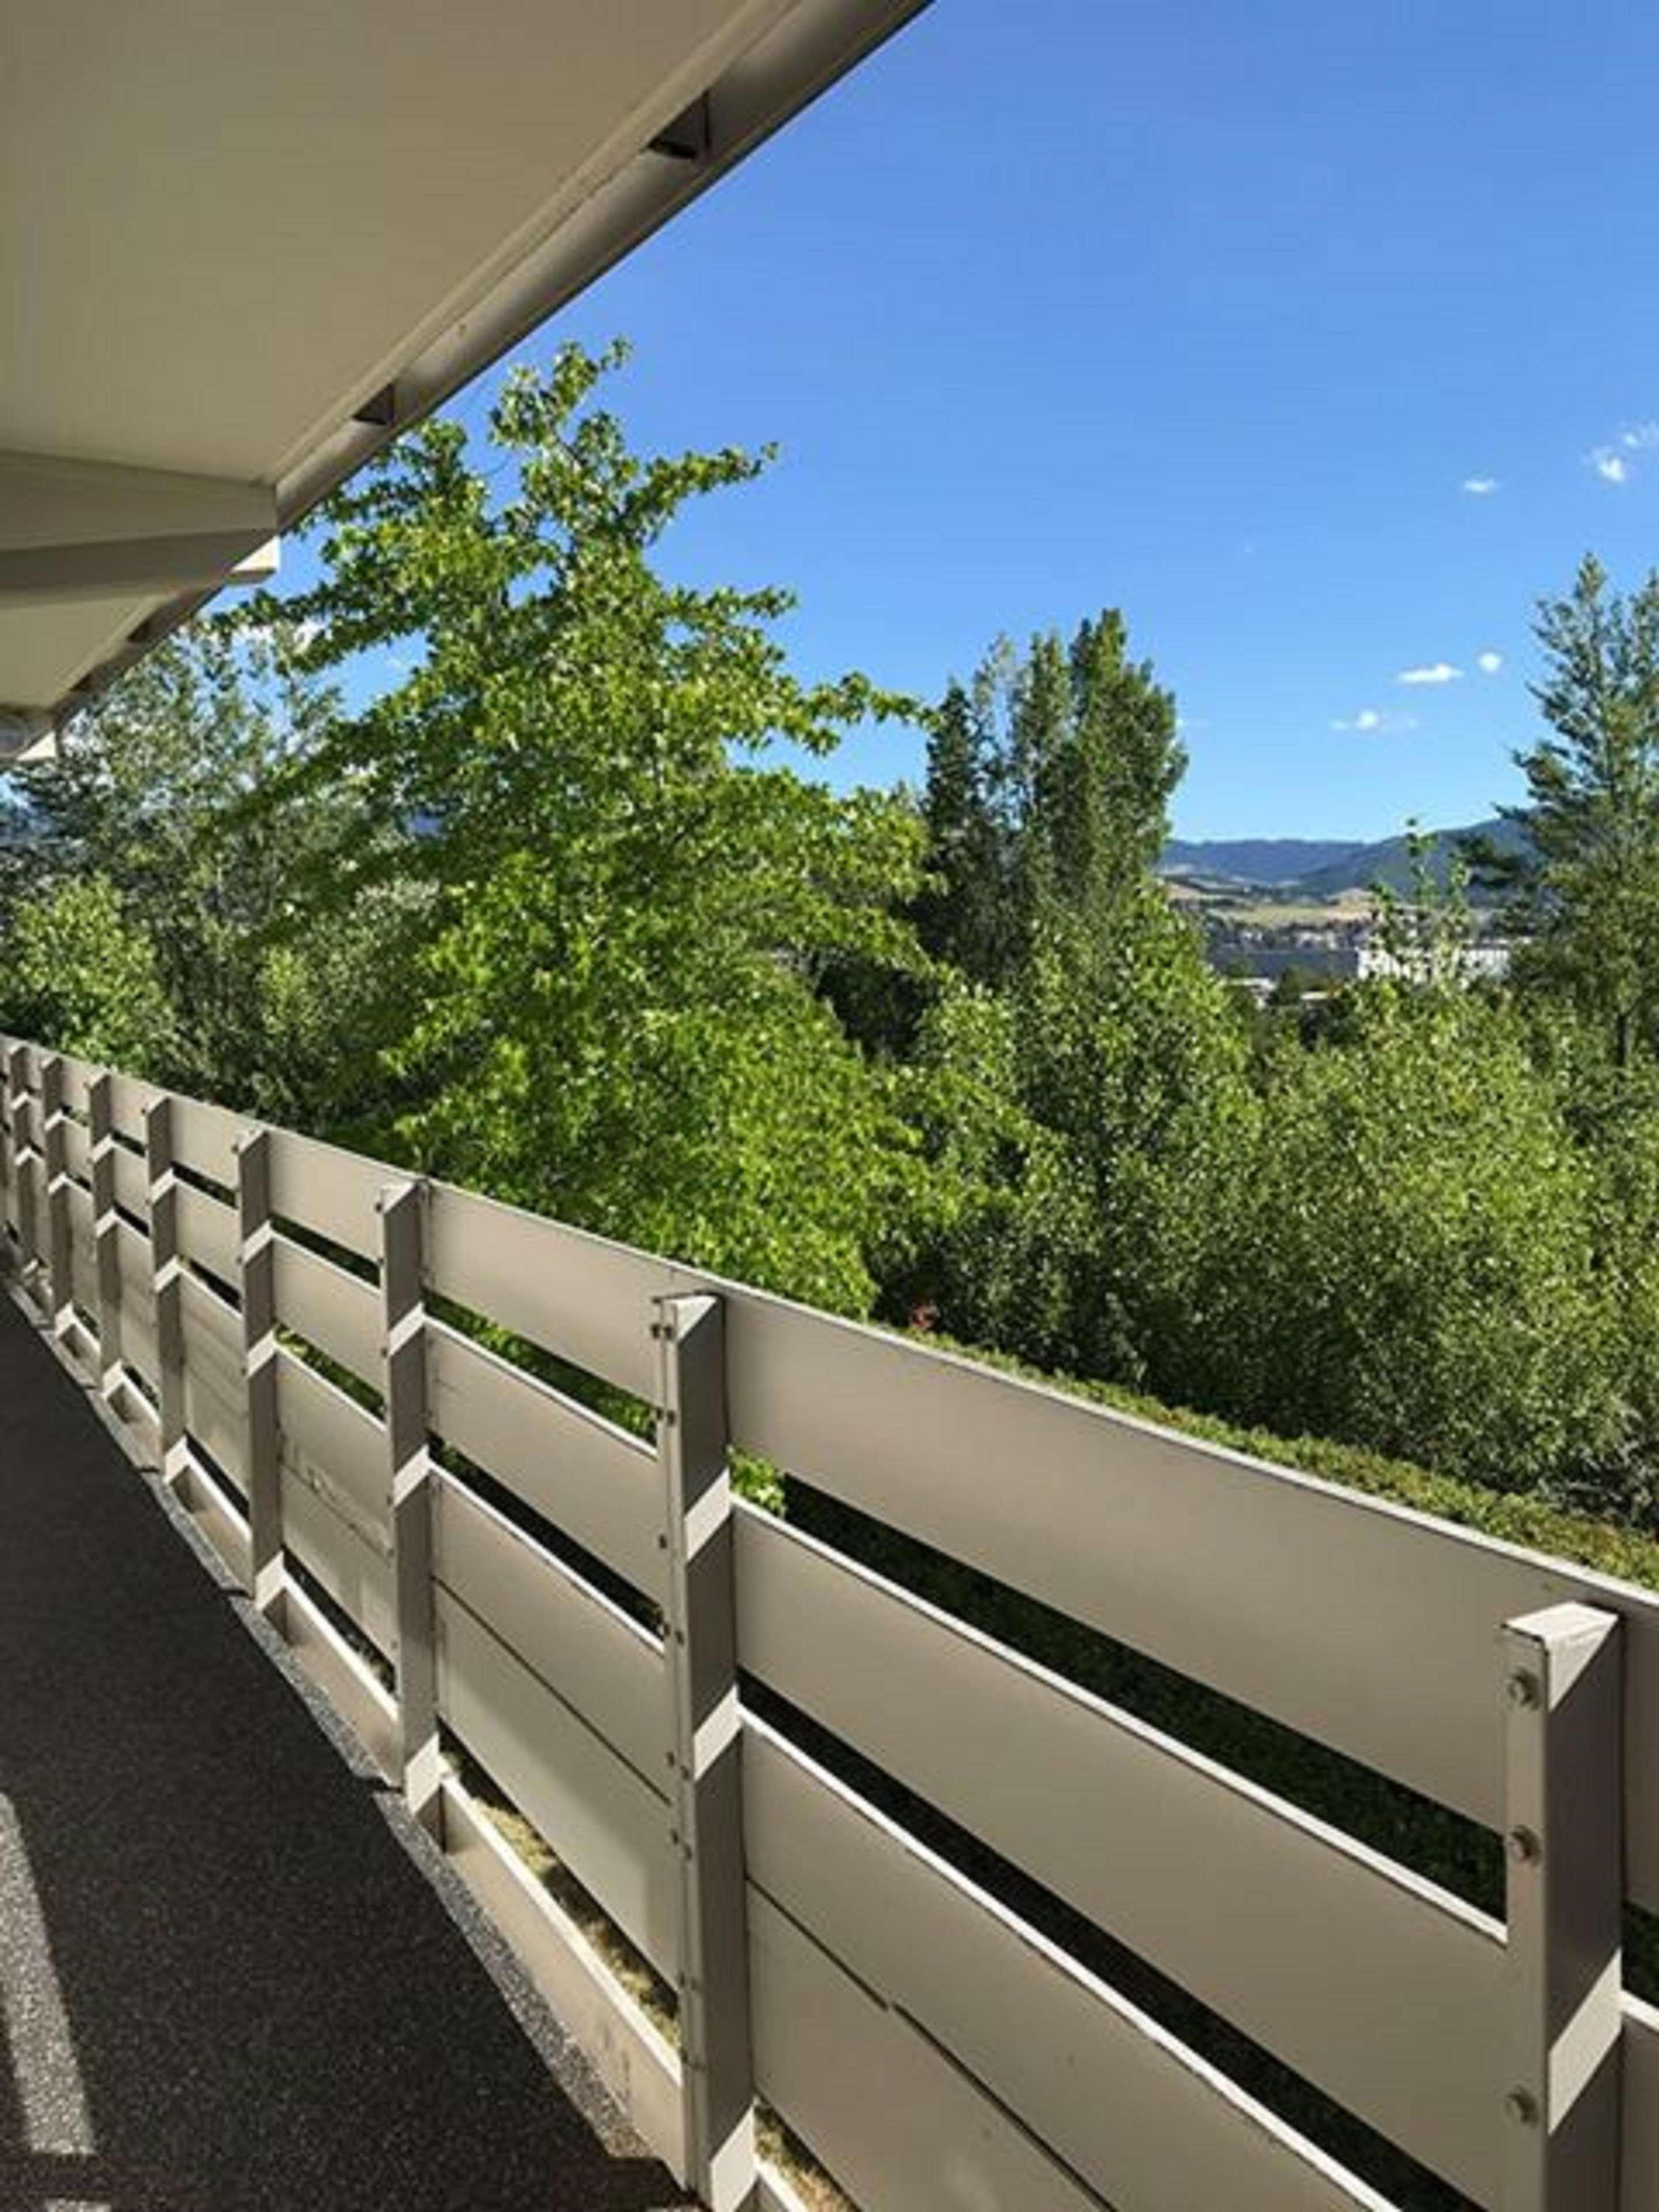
<box><xmin>0</xmin><ymin>1287</ymin><xmax>687</xmax><ymax>2212</ymax></box>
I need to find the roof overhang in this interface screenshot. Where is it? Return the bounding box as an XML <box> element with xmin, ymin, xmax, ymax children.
<box><xmin>0</xmin><ymin>0</ymin><xmax>927</xmax><ymax>752</ymax></box>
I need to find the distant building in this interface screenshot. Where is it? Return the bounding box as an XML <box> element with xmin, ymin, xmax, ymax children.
<box><xmin>1211</xmin><ymin>938</ymin><xmax>1511</xmax><ymax>989</ymax></box>
<box><xmin>1356</xmin><ymin>942</ymin><xmax>1511</xmax><ymax>984</ymax></box>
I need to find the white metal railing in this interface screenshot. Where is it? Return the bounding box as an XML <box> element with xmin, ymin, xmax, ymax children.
<box><xmin>2</xmin><ymin>1033</ymin><xmax>1657</xmax><ymax>2212</ymax></box>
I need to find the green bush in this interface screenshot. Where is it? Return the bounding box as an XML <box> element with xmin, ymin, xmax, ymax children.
<box><xmin>0</xmin><ymin>875</ymin><xmax>176</xmax><ymax>1073</ymax></box>
<box><xmin>1192</xmin><ymin>983</ymin><xmax>1625</xmax><ymax>1497</ymax></box>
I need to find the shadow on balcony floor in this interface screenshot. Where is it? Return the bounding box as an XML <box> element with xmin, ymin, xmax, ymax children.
<box><xmin>0</xmin><ymin>1289</ymin><xmax>688</xmax><ymax>2212</ymax></box>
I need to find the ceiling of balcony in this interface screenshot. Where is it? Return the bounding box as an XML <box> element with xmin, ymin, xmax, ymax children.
<box><xmin>0</xmin><ymin>0</ymin><xmax>922</xmax><ymax>742</ymax></box>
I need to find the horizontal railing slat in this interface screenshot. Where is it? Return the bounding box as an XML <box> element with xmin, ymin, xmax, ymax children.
<box><xmin>714</xmin><ymin>1294</ymin><xmax>1659</xmax><ymax>1917</ymax></box>
<box><xmin>267</xmin><ymin>1128</ymin><xmax>395</xmax><ymax>1262</ymax></box>
<box><xmin>115</xmin><ymin>1215</ymin><xmax>150</xmax><ymax>1297</ymax></box>
<box><xmin>65</xmin><ymin>1181</ymin><xmax>96</xmax><ymax>1311</ymax></box>
<box><xmin>168</xmin><ymin>1094</ymin><xmax>241</xmax><ymax>1187</ymax></box>
<box><xmin>122</xmin><ymin>1305</ymin><xmax>159</xmax><ymax>1390</ymax></box>
<box><xmin>275</xmin><ymin>1348</ymin><xmax>389</xmax><ymax>1549</ymax></box>
<box><xmin>426</xmin><ymin>1320</ymin><xmax>662</xmax><ymax>1603</ymax></box>
<box><xmin>60</xmin><ymin>1117</ymin><xmax>90</xmax><ymax>1184</ymax></box>
<box><xmin>748</xmin><ymin>1885</ymin><xmax>1104</xmax><ymax>2212</ymax></box>
<box><xmin>425</xmin><ymin>1183</ymin><xmax>667</xmax><ymax>1399</ymax></box>
<box><xmin>173</xmin><ymin>1457</ymin><xmax>252</xmax><ymax>1586</ymax></box>
<box><xmin>111</xmin><ymin>1144</ymin><xmax>149</xmax><ymax>1221</ymax></box>
<box><xmin>178</xmin><ymin>1267</ymin><xmax>243</xmax><ymax>1391</ymax></box>
<box><xmin>737</xmin><ymin>1503</ymin><xmax>1502</xmax><ymax>2205</ymax></box>
<box><xmin>280</xmin><ymin>1578</ymin><xmax>400</xmax><ymax>1781</ymax></box>
<box><xmin>176</xmin><ymin>1181</ymin><xmax>239</xmax><ymax>1290</ymax></box>
<box><xmin>105</xmin><ymin>1069</ymin><xmax>162</xmax><ymax>1146</ymax></box>
<box><xmin>177</xmin><ymin>1271</ymin><xmax>248</xmax><ymax>1484</ymax></box>
<box><xmin>184</xmin><ymin>1363</ymin><xmax>248</xmax><ymax>1491</ymax></box>
<box><xmin>433</xmin><ymin>1476</ymin><xmax>664</xmax><ymax>1785</ymax></box>
<box><xmin>434</xmin><ymin>1587</ymin><xmax>678</xmax><ymax>1978</ymax></box>
<box><xmin>271</xmin><ymin>1233</ymin><xmax>381</xmax><ymax>1388</ymax></box>
<box><xmin>744</xmin><ymin>1719</ymin><xmax>1392</xmax><ymax>2212</ymax></box>
<box><xmin>55</xmin><ymin>1055</ymin><xmax>94</xmax><ymax>1116</ymax></box>
<box><xmin>281</xmin><ymin>1465</ymin><xmax>396</xmax><ymax>1656</ymax></box>
<box><xmin>112</xmin><ymin>1215</ymin><xmax>158</xmax><ymax>1387</ymax></box>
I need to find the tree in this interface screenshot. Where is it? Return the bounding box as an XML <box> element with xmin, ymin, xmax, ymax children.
<box><xmin>0</xmin><ymin>875</ymin><xmax>176</xmax><ymax>1071</ymax></box>
<box><xmin>237</xmin><ymin>340</ymin><xmax>926</xmax><ymax>1312</ymax></box>
<box><xmin>915</xmin><ymin>610</ymin><xmax>1184</xmax><ymax>988</ymax></box>
<box><xmin>912</xmin><ymin>679</ymin><xmax>1010</xmax><ymax>984</ymax></box>
<box><xmin>2</xmin><ymin>627</ymin><xmax>412</xmax><ymax>1127</ymax></box>
<box><xmin>1066</xmin><ymin>609</ymin><xmax>1185</xmax><ymax>900</ymax></box>
<box><xmin>895</xmin><ymin>613</ymin><xmax>1247</xmax><ymax>1391</ymax></box>
<box><xmin>1478</xmin><ymin>554</ymin><xmax>1659</xmax><ymax>1066</ymax></box>
<box><xmin>1198</xmin><ymin>982</ymin><xmax>1622</xmax><ymax>1494</ymax></box>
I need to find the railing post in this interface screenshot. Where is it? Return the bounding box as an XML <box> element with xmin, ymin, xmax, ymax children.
<box><xmin>40</xmin><ymin>1054</ymin><xmax>73</xmax><ymax>1334</ymax></box>
<box><xmin>7</xmin><ymin>1044</ymin><xmax>41</xmax><ymax>1293</ymax></box>
<box><xmin>236</xmin><ymin>1128</ymin><xmax>284</xmax><ymax>1613</ymax></box>
<box><xmin>656</xmin><ymin>1291</ymin><xmax>756</xmax><ymax>2212</ymax></box>
<box><xmin>381</xmin><ymin>1177</ymin><xmax>440</xmax><ymax>1831</ymax></box>
<box><xmin>87</xmin><ymin>1072</ymin><xmax>124</xmax><ymax>1397</ymax></box>
<box><xmin>1500</xmin><ymin>1601</ymin><xmax>1623</xmax><ymax>2212</ymax></box>
<box><xmin>143</xmin><ymin>1094</ymin><xmax>188</xmax><ymax>1482</ymax></box>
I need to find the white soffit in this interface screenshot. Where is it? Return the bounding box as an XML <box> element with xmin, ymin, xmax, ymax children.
<box><xmin>0</xmin><ymin>0</ymin><xmax>926</xmax><ymax>737</ymax></box>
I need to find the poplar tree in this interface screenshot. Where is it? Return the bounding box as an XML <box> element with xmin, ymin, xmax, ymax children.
<box><xmin>1482</xmin><ymin>555</ymin><xmax>1659</xmax><ymax>1067</ymax></box>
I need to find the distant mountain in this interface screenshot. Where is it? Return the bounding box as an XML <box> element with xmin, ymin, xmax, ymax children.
<box><xmin>1161</xmin><ymin>816</ymin><xmax>1527</xmax><ymax>898</ymax></box>
<box><xmin>1160</xmin><ymin>836</ymin><xmax>1365</xmax><ymax>885</ymax></box>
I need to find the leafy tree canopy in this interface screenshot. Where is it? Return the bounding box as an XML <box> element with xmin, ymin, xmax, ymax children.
<box><xmin>236</xmin><ymin>340</ymin><xmax>927</xmax><ymax>1311</ymax></box>
<box><xmin>1479</xmin><ymin>553</ymin><xmax>1659</xmax><ymax>1065</ymax></box>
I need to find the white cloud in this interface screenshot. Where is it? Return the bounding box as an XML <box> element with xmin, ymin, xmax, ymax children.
<box><xmin>1590</xmin><ymin>446</ymin><xmax>1630</xmax><ymax>484</ymax></box>
<box><xmin>1622</xmin><ymin>422</ymin><xmax>1659</xmax><ymax>451</ymax></box>
<box><xmin>1461</xmin><ymin>476</ymin><xmax>1499</xmax><ymax>495</ymax></box>
<box><xmin>1331</xmin><ymin>708</ymin><xmax>1416</xmax><ymax>734</ymax></box>
<box><xmin>1396</xmin><ymin>661</ymin><xmax>1463</xmax><ymax>686</ymax></box>
<box><xmin>1476</xmin><ymin>649</ymin><xmax>1503</xmax><ymax>675</ymax></box>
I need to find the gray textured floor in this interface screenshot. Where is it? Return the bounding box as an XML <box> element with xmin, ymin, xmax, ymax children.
<box><xmin>0</xmin><ymin>1289</ymin><xmax>690</xmax><ymax>2211</ymax></box>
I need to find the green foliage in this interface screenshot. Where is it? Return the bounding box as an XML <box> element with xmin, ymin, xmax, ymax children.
<box><xmin>1198</xmin><ymin>983</ymin><xmax>1622</xmax><ymax>1493</ymax></box>
<box><xmin>0</xmin><ymin>874</ymin><xmax>175</xmax><ymax>1070</ymax></box>
<box><xmin>3</xmin><ymin>627</ymin><xmax>413</xmax><ymax>1127</ymax></box>
<box><xmin>1370</xmin><ymin>821</ymin><xmax>1478</xmax><ymax>984</ymax></box>
<box><xmin>911</xmin><ymin>676</ymin><xmax>1016</xmax><ymax>986</ymax></box>
<box><xmin>911</xmin><ymin>612</ymin><xmax>1182</xmax><ymax>985</ymax></box>
<box><xmin>238</xmin><ymin>340</ymin><xmax>926</xmax><ymax>1312</ymax></box>
<box><xmin>896</xmin><ymin>615</ymin><xmax>1659</xmax><ymax>1519</ymax></box>
<box><xmin>896</xmin><ymin>621</ymin><xmax>1248</xmax><ymax>1385</ymax></box>
<box><xmin>1481</xmin><ymin>553</ymin><xmax>1659</xmax><ymax>1065</ymax></box>
<box><xmin>10</xmin><ymin>365</ymin><xmax>1659</xmax><ymax>1545</ymax></box>
<box><xmin>1000</xmin><ymin>880</ymin><xmax>1255</xmax><ymax>1384</ymax></box>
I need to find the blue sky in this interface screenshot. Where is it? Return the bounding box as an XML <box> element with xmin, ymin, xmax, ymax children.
<box><xmin>287</xmin><ymin>0</ymin><xmax>1659</xmax><ymax>841</ymax></box>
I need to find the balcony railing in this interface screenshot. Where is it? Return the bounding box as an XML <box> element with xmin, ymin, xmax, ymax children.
<box><xmin>2</xmin><ymin>1032</ymin><xmax>1656</xmax><ymax>2212</ymax></box>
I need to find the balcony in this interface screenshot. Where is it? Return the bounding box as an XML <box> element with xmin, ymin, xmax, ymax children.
<box><xmin>1</xmin><ymin>1034</ymin><xmax>1655</xmax><ymax>2212</ymax></box>
<box><xmin>3</xmin><ymin>8</ymin><xmax>1658</xmax><ymax>2206</ymax></box>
